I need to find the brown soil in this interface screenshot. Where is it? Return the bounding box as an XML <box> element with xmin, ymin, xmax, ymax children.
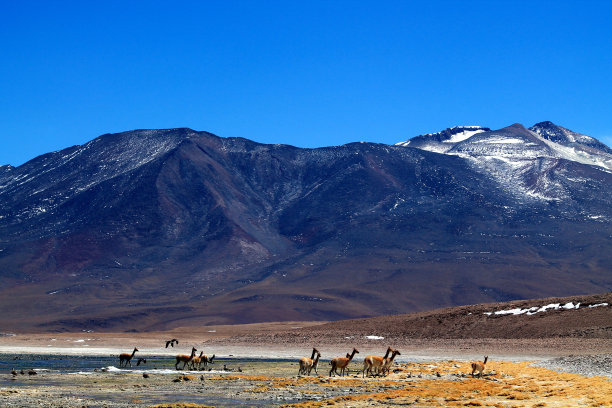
<box><xmin>305</xmin><ymin>292</ymin><xmax>612</xmax><ymax>338</ymax></box>
<box><xmin>1</xmin><ymin>293</ymin><xmax>611</xmax><ymax>359</ymax></box>
<box><xmin>202</xmin><ymin>292</ymin><xmax>612</xmax><ymax>358</ymax></box>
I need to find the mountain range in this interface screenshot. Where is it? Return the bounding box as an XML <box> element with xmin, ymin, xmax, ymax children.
<box><xmin>0</xmin><ymin>121</ymin><xmax>610</xmax><ymax>331</ymax></box>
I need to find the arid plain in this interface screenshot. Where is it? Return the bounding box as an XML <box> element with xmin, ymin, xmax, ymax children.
<box><xmin>1</xmin><ymin>293</ymin><xmax>611</xmax><ymax>407</ymax></box>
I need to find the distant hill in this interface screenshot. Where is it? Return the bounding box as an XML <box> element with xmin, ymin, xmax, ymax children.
<box><xmin>306</xmin><ymin>292</ymin><xmax>612</xmax><ymax>339</ymax></box>
<box><xmin>0</xmin><ymin>122</ymin><xmax>610</xmax><ymax>331</ymax></box>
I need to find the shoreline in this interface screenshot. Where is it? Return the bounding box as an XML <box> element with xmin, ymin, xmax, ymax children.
<box><xmin>2</xmin><ymin>332</ymin><xmax>611</xmax><ymax>361</ymax></box>
<box><xmin>0</xmin><ymin>346</ymin><xmax>565</xmax><ymax>363</ymax></box>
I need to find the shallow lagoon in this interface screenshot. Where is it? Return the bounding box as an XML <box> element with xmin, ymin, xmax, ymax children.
<box><xmin>1</xmin><ymin>353</ymin><xmax>310</xmax><ymax>407</ymax></box>
<box><xmin>0</xmin><ymin>352</ymin><xmax>293</xmax><ymax>375</ymax></box>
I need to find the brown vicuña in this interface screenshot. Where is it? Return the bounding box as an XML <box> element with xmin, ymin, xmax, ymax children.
<box><xmin>189</xmin><ymin>351</ymin><xmax>205</xmax><ymax>370</ymax></box>
<box><xmin>470</xmin><ymin>356</ymin><xmax>488</xmax><ymax>378</ymax></box>
<box><xmin>298</xmin><ymin>348</ymin><xmax>321</xmax><ymax>376</ymax></box>
<box><xmin>381</xmin><ymin>348</ymin><xmax>401</xmax><ymax>376</ymax></box>
<box><xmin>201</xmin><ymin>353</ymin><xmax>215</xmax><ymax>369</ymax></box>
<box><xmin>330</xmin><ymin>347</ymin><xmax>359</xmax><ymax>377</ymax></box>
<box><xmin>362</xmin><ymin>346</ymin><xmax>393</xmax><ymax>377</ymax></box>
<box><xmin>175</xmin><ymin>347</ymin><xmax>197</xmax><ymax>370</ymax></box>
<box><xmin>119</xmin><ymin>347</ymin><xmax>138</xmax><ymax>368</ymax></box>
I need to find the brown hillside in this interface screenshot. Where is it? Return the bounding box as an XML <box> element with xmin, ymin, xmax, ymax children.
<box><xmin>306</xmin><ymin>292</ymin><xmax>612</xmax><ymax>339</ymax></box>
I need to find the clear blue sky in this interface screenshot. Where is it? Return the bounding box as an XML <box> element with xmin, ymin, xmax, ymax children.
<box><xmin>2</xmin><ymin>0</ymin><xmax>611</xmax><ymax>166</ymax></box>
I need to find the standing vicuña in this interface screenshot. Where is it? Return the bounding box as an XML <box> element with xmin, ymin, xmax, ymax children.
<box><xmin>329</xmin><ymin>348</ymin><xmax>359</xmax><ymax>377</ymax></box>
<box><xmin>201</xmin><ymin>354</ymin><xmax>215</xmax><ymax>369</ymax></box>
<box><xmin>381</xmin><ymin>348</ymin><xmax>401</xmax><ymax>376</ymax></box>
<box><xmin>470</xmin><ymin>356</ymin><xmax>488</xmax><ymax>378</ymax></box>
<box><xmin>362</xmin><ymin>346</ymin><xmax>393</xmax><ymax>377</ymax></box>
<box><xmin>119</xmin><ymin>347</ymin><xmax>138</xmax><ymax>367</ymax></box>
<box><xmin>189</xmin><ymin>351</ymin><xmax>205</xmax><ymax>370</ymax></box>
<box><xmin>175</xmin><ymin>347</ymin><xmax>197</xmax><ymax>370</ymax></box>
<box><xmin>298</xmin><ymin>348</ymin><xmax>321</xmax><ymax>375</ymax></box>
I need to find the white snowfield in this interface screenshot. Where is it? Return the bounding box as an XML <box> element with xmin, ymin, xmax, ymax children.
<box><xmin>395</xmin><ymin>126</ymin><xmax>486</xmax><ymax>148</ymax></box>
<box><xmin>396</xmin><ymin>125</ymin><xmax>612</xmax><ymax>172</ymax></box>
<box><xmin>483</xmin><ymin>302</ymin><xmax>609</xmax><ymax>317</ymax></box>
<box><xmin>395</xmin><ymin>123</ymin><xmax>612</xmax><ymax>206</ymax></box>
<box><xmin>475</xmin><ymin>137</ymin><xmax>528</xmax><ymax>144</ymax></box>
<box><xmin>444</xmin><ymin>127</ymin><xmax>487</xmax><ymax>143</ymax></box>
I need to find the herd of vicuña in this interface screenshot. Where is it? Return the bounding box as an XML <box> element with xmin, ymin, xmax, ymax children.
<box><xmin>297</xmin><ymin>346</ymin><xmax>405</xmax><ymax>377</ymax></box>
<box><xmin>117</xmin><ymin>341</ymin><xmax>219</xmax><ymax>372</ymax></box>
<box><xmin>117</xmin><ymin>343</ymin><xmax>489</xmax><ymax>378</ymax></box>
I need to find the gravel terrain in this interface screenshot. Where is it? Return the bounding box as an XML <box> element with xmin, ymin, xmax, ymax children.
<box><xmin>536</xmin><ymin>354</ymin><xmax>612</xmax><ymax>378</ymax></box>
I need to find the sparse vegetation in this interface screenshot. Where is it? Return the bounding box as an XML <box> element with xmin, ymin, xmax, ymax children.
<box><xmin>2</xmin><ymin>358</ymin><xmax>610</xmax><ymax>407</ymax></box>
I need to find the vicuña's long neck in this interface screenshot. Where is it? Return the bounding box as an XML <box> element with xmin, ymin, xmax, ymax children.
<box><xmin>131</xmin><ymin>349</ymin><xmax>137</xmax><ymax>357</ymax></box>
<box><xmin>383</xmin><ymin>348</ymin><xmax>392</xmax><ymax>359</ymax></box>
<box><xmin>389</xmin><ymin>352</ymin><xmax>398</xmax><ymax>362</ymax></box>
<box><xmin>310</xmin><ymin>349</ymin><xmax>317</xmax><ymax>359</ymax></box>
<box><xmin>348</xmin><ymin>350</ymin><xmax>356</xmax><ymax>361</ymax></box>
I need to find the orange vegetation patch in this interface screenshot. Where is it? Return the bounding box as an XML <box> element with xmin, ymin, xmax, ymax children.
<box><xmin>207</xmin><ymin>375</ymin><xmax>243</xmax><ymax>381</ymax></box>
<box><xmin>149</xmin><ymin>404</ymin><xmax>215</xmax><ymax>408</ymax></box>
<box><xmin>281</xmin><ymin>360</ymin><xmax>612</xmax><ymax>408</ymax></box>
<box><xmin>208</xmin><ymin>373</ymin><xmax>398</xmax><ymax>390</ymax></box>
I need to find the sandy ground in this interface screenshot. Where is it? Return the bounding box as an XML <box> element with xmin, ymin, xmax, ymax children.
<box><xmin>1</xmin><ymin>323</ymin><xmax>611</xmax><ymax>407</ymax></box>
<box><xmin>3</xmin><ymin>320</ymin><xmax>612</xmax><ymax>359</ymax></box>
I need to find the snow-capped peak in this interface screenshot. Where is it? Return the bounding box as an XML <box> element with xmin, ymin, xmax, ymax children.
<box><xmin>395</xmin><ymin>126</ymin><xmax>489</xmax><ymax>152</ymax></box>
<box><xmin>444</xmin><ymin>126</ymin><xmax>488</xmax><ymax>143</ymax></box>
<box><xmin>395</xmin><ymin>122</ymin><xmax>612</xmax><ymax>203</ymax></box>
<box><xmin>529</xmin><ymin>121</ymin><xmax>612</xmax><ymax>155</ymax></box>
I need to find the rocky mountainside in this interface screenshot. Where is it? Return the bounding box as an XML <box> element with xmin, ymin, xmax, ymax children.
<box><xmin>398</xmin><ymin>122</ymin><xmax>612</xmax><ymax>205</ymax></box>
<box><xmin>0</xmin><ymin>122</ymin><xmax>610</xmax><ymax>331</ymax></box>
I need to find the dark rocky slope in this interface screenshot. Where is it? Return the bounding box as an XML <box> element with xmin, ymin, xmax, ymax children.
<box><xmin>0</xmin><ymin>123</ymin><xmax>610</xmax><ymax>331</ymax></box>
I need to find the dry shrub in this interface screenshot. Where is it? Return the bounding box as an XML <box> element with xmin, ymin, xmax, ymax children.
<box><xmin>506</xmin><ymin>391</ymin><xmax>530</xmax><ymax>400</ymax></box>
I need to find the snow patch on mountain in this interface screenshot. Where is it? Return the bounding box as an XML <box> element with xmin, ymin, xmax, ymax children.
<box><xmin>538</xmin><ymin>136</ymin><xmax>612</xmax><ymax>171</ymax></box>
<box><xmin>445</xmin><ymin>127</ymin><xmax>487</xmax><ymax>143</ymax></box>
<box><xmin>396</xmin><ymin>126</ymin><xmax>488</xmax><ymax>150</ymax></box>
<box><xmin>476</xmin><ymin>137</ymin><xmax>527</xmax><ymax>145</ymax></box>
<box><xmin>483</xmin><ymin>302</ymin><xmax>609</xmax><ymax>317</ymax></box>
<box><xmin>397</xmin><ymin>122</ymin><xmax>612</xmax><ymax>203</ymax></box>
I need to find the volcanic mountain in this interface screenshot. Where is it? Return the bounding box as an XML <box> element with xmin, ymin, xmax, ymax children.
<box><xmin>0</xmin><ymin>122</ymin><xmax>610</xmax><ymax>331</ymax></box>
